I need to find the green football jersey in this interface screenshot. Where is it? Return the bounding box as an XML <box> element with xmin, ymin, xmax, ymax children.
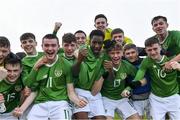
<box><xmin>59</xmin><ymin>53</ymin><xmax>76</xmax><ymax>66</ymax></box>
<box><xmin>60</xmin><ymin>53</ymin><xmax>78</xmax><ymax>84</ymax></box>
<box><xmin>101</xmin><ymin>60</ymin><xmax>137</xmax><ymax>100</ymax></box>
<box><xmin>75</xmin><ymin>46</ymin><xmax>104</xmax><ymax>91</ymax></box>
<box><xmin>27</xmin><ymin>55</ymin><xmax>73</xmax><ymax>104</ymax></box>
<box><xmin>135</xmin><ymin>55</ymin><xmax>179</xmax><ymax>97</ymax></box>
<box><xmin>158</xmin><ymin>30</ymin><xmax>180</xmax><ymax>57</ymax></box>
<box><xmin>0</xmin><ymin>78</ymin><xmax>23</xmax><ymax>113</ymax></box>
<box><xmin>21</xmin><ymin>52</ymin><xmax>44</xmax><ymax>86</ymax></box>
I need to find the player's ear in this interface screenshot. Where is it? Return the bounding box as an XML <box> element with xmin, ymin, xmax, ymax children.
<box><xmin>166</xmin><ymin>23</ymin><xmax>169</xmax><ymax>28</ymax></box>
<box><xmin>106</xmin><ymin>23</ymin><xmax>109</xmax><ymax>27</ymax></box>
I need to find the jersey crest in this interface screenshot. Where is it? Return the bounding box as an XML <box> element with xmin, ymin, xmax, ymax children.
<box><xmin>54</xmin><ymin>69</ymin><xmax>62</xmax><ymax>77</ymax></box>
<box><xmin>15</xmin><ymin>85</ymin><xmax>22</xmax><ymax>92</ymax></box>
<box><xmin>120</xmin><ymin>73</ymin><xmax>127</xmax><ymax>80</ymax></box>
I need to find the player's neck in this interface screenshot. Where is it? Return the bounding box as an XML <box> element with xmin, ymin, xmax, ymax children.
<box><xmin>155</xmin><ymin>55</ymin><xmax>163</xmax><ymax>62</ymax></box>
<box><xmin>113</xmin><ymin>61</ymin><xmax>121</xmax><ymax>71</ymax></box>
<box><xmin>157</xmin><ymin>31</ymin><xmax>168</xmax><ymax>43</ymax></box>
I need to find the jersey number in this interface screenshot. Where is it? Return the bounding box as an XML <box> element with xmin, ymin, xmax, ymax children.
<box><xmin>7</xmin><ymin>93</ymin><xmax>15</xmax><ymax>102</ymax></box>
<box><xmin>46</xmin><ymin>77</ymin><xmax>53</xmax><ymax>88</ymax></box>
<box><xmin>114</xmin><ymin>79</ymin><xmax>121</xmax><ymax>87</ymax></box>
<box><xmin>157</xmin><ymin>68</ymin><xmax>166</xmax><ymax>78</ymax></box>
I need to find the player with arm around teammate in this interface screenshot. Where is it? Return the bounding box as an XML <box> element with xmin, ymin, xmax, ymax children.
<box><xmin>91</xmin><ymin>40</ymin><xmax>140</xmax><ymax>120</ymax></box>
<box><xmin>133</xmin><ymin>36</ymin><xmax>180</xmax><ymax>120</ymax></box>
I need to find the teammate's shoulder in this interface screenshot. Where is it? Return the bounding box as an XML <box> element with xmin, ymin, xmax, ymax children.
<box><xmin>106</xmin><ymin>28</ymin><xmax>112</xmax><ymax>33</ymax></box>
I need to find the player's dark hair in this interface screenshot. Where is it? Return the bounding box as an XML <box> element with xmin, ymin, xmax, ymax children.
<box><xmin>145</xmin><ymin>36</ymin><xmax>160</xmax><ymax>47</ymax></box>
<box><xmin>0</xmin><ymin>36</ymin><xmax>10</xmax><ymax>48</ymax></box>
<box><xmin>62</xmin><ymin>33</ymin><xmax>76</xmax><ymax>44</ymax></box>
<box><xmin>42</xmin><ymin>34</ymin><xmax>59</xmax><ymax>45</ymax></box>
<box><xmin>89</xmin><ymin>30</ymin><xmax>105</xmax><ymax>40</ymax></box>
<box><xmin>94</xmin><ymin>14</ymin><xmax>107</xmax><ymax>22</ymax></box>
<box><xmin>4</xmin><ymin>52</ymin><xmax>22</xmax><ymax>67</ymax></box>
<box><xmin>74</xmin><ymin>30</ymin><xmax>86</xmax><ymax>37</ymax></box>
<box><xmin>104</xmin><ymin>39</ymin><xmax>122</xmax><ymax>52</ymax></box>
<box><xmin>123</xmin><ymin>44</ymin><xmax>138</xmax><ymax>52</ymax></box>
<box><xmin>151</xmin><ymin>15</ymin><xmax>167</xmax><ymax>25</ymax></box>
<box><xmin>20</xmin><ymin>33</ymin><xmax>36</xmax><ymax>42</ymax></box>
<box><xmin>111</xmin><ymin>28</ymin><xmax>124</xmax><ymax>37</ymax></box>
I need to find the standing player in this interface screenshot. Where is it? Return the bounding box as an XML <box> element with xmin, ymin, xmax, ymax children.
<box><xmin>151</xmin><ymin>15</ymin><xmax>180</xmax><ymax>95</ymax></box>
<box><xmin>91</xmin><ymin>40</ymin><xmax>140</xmax><ymax>120</ymax></box>
<box><xmin>20</xmin><ymin>33</ymin><xmax>44</xmax><ymax>86</ymax></box>
<box><xmin>133</xmin><ymin>37</ymin><xmax>180</xmax><ymax>120</ymax></box>
<box><xmin>86</xmin><ymin>14</ymin><xmax>133</xmax><ymax>45</ymax></box>
<box><xmin>72</xmin><ymin>30</ymin><xmax>106</xmax><ymax>119</ymax></box>
<box><xmin>123</xmin><ymin>43</ymin><xmax>151</xmax><ymax>119</ymax></box>
<box><xmin>13</xmin><ymin>34</ymin><xmax>87</xmax><ymax>120</ymax></box>
<box><xmin>151</xmin><ymin>15</ymin><xmax>180</xmax><ymax>67</ymax></box>
<box><xmin>19</xmin><ymin>32</ymin><xmax>43</xmax><ymax>119</ymax></box>
<box><xmin>0</xmin><ymin>53</ymin><xmax>24</xmax><ymax>120</ymax></box>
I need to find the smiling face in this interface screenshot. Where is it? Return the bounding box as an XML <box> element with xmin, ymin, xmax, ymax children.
<box><xmin>75</xmin><ymin>33</ymin><xmax>86</xmax><ymax>46</ymax></box>
<box><xmin>108</xmin><ymin>49</ymin><xmax>123</xmax><ymax>66</ymax></box>
<box><xmin>90</xmin><ymin>36</ymin><xmax>104</xmax><ymax>56</ymax></box>
<box><xmin>63</xmin><ymin>42</ymin><xmax>76</xmax><ymax>57</ymax></box>
<box><xmin>5</xmin><ymin>63</ymin><xmax>21</xmax><ymax>83</ymax></box>
<box><xmin>152</xmin><ymin>18</ymin><xmax>168</xmax><ymax>36</ymax></box>
<box><xmin>94</xmin><ymin>17</ymin><xmax>108</xmax><ymax>32</ymax></box>
<box><xmin>42</xmin><ymin>38</ymin><xmax>59</xmax><ymax>63</ymax></box>
<box><xmin>124</xmin><ymin>48</ymin><xmax>138</xmax><ymax>62</ymax></box>
<box><xmin>112</xmin><ymin>33</ymin><xmax>124</xmax><ymax>45</ymax></box>
<box><xmin>21</xmin><ymin>38</ymin><xmax>37</xmax><ymax>55</ymax></box>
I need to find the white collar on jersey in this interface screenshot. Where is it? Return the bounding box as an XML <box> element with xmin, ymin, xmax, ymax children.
<box><xmin>159</xmin><ymin>31</ymin><xmax>169</xmax><ymax>45</ymax></box>
<box><xmin>156</xmin><ymin>55</ymin><xmax>165</xmax><ymax>64</ymax></box>
<box><xmin>113</xmin><ymin>63</ymin><xmax>121</xmax><ymax>72</ymax></box>
<box><xmin>26</xmin><ymin>52</ymin><xmax>39</xmax><ymax>57</ymax></box>
<box><xmin>45</xmin><ymin>55</ymin><xmax>58</xmax><ymax>67</ymax></box>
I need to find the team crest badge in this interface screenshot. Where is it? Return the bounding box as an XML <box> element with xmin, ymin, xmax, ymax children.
<box><xmin>162</xmin><ymin>44</ymin><xmax>168</xmax><ymax>50</ymax></box>
<box><xmin>120</xmin><ymin>73</ymin><xmax>127</xmax><ymax>80</ymax></box>
<box><xmin>54</xmin><ymin>69</ymin><xmax>62</xmax><ymax>77</ymax></box>
<box><xmin>15</xmin><ymin>85</ymin><xmax>22</xmax><ymax>92</ymax></box>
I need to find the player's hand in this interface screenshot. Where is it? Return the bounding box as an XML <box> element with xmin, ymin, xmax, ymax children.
<box><xmin>54</xmin><ymin>22</ymin><xmax>62</xmax><ymax>31</ymax></box>
<box><xmin>23</xmin><ymin>87</ymin><xmax>31</xmax><ymax>97</ymax></box>
<box><xmin>169</xmin><ymin>61</ymin><xmax>180</xmax><ymax>71</ymax></box>
<box><xmin>34</xmin><ymin>56</ymin><xmax>48</xmax><ymax>70</ymax></box>
<box><xmin>163</xmin><ymin>61</ymin><xmax>173</xmax><ymax>71</ymax></box>
<box><xmin>0</xmin><ymin>67</ymin><xmax>7</xmax><ymax>81</ymax></box>
<box><xmin>13</xmin><ymin>107</ymin><xmax>24</xmax><ymax>117</ymax></box>
<box><xmin>75</xmin><ymin>98</ymin><xmax>88</xmax><ymax>108</ymax></box>
<box><xmin>103</xmin><ymin>60</ymin><xmax>113</xmax><ymax>72</ymax></box>
<box><xmin>0</xmin><ymin>93</ymin><xmax>4</xmax><ymax>103</ymax></box>
<box><xmin>78</xmin><ymin>48</ymin><xmax>88</xmax><ymax>63</ymax></box>
<box><xmin>121</xmin><ymin>89</ymin><xmax>130</xmax><ymax>98</ymax></box>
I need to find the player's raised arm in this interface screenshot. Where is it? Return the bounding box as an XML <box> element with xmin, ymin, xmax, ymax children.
<box><xmin>71</xmin><ymin>47</ymin><xmax>88</xmax><ymax>77</ymax></box>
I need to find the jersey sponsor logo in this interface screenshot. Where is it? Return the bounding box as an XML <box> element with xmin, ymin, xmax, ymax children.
<box><xmin>54</xmin><ymin>69</ymin><xmax>62</xmax><ymax>77</ymax></box>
